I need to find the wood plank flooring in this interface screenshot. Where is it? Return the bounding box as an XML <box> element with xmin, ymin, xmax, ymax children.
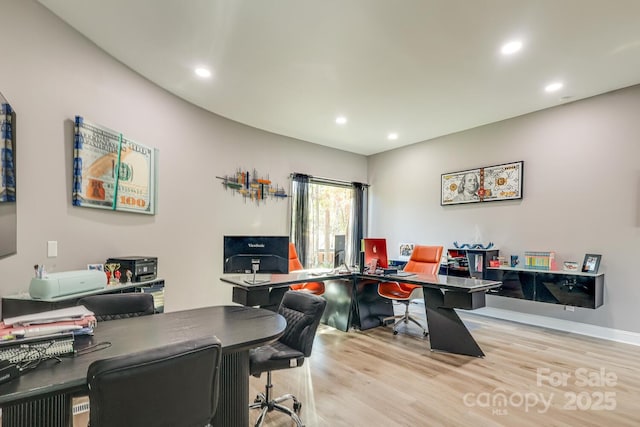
<box><xmin>249</xmin><ymin>302</ymin><xmax>640</xmax><ymax>427</ymax></box>
<box><xmin>12</xmin><ymin>302</ymin><xmax>637</xmax><ymax>427</ymax></box>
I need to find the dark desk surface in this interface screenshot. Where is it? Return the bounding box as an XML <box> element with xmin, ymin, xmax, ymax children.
<box><xmin>0</xmin><ymin>305</ymin><xmax>286</xmax><ymax>406</ymax></box>
<box><xmin>220</xmin><ymin>271</ymin><xmax>351</xmax><ymax>288</ymax></box>
<box><xmin>221</xmin><ymin>271</ymin><xmax>501</xmax><ymax>292</ymax></box>
<box><xmin>362</xmin><ymin>273</ymin><xmax>501</xmax><ymax>292</ymax></box>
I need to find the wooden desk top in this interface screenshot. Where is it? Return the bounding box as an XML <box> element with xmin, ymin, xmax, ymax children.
<box><xmin>0</xmin><ymin>305</ymin><xmax>285</xmax><ymax>406</ymax></box>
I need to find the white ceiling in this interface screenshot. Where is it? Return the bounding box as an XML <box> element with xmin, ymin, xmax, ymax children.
<box><xmin>38</xmin><ymin>0</ymin><xmax>640</xmax><ymax>156</ymax></box>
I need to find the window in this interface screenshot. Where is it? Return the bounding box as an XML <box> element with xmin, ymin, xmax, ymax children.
<box><xmin>290</xmin><ymin>174</ymin><xmax>367</xmax><ymax>269</ymax></box>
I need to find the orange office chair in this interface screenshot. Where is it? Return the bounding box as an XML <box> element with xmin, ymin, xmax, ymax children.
<box><xmin>378</xmin><ymin>245</ymin><xmax>443</xmax><ymax>336</ymax></box>
<box><xmin>288</xmin><ymin>243</ymin><xmax>325</xmax><ymax>296</ymax></box>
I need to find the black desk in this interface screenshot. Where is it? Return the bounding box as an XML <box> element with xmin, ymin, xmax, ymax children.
<box><xmin>222</xmin><ymin>272</ymin><xmax>501</xmax><ymax>357</ymax></box>
<box><xmin>0</xmin><ymin>306</ymin><xmax>285</xmax><ymax>427</ymax></box>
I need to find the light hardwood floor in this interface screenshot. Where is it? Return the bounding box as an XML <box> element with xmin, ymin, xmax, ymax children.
<box><xmin>53</xmin><ymin>303</ymin><xmax>640</xmax><ymax>426</ymax></box>
<box><xmin>249</xmin><ymin>303</ymin><xmax>640</xmax><ymax>427</ymax></box>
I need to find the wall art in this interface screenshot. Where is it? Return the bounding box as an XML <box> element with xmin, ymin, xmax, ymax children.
<box><xmin>441</xmin><ymin>161</ymin><xmax>523</xmax><ymax>206</ymax></box>
<box><xmin>73</xmin><ymin>116</ymin><xmax>158</xmax><ymax>214</ymax></box>
<box><xmin>217</xmin><ymin>169</ymin><xmax>287</xmax><ymax>204</ymax></box>
<box><xmin>1</xmin><ymin>99</ymin><xmax>15</xmax><ymax>203</ymax></box>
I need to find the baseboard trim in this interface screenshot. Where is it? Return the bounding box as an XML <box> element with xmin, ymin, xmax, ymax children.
<box><xmin>467</xmin><ymin>307</ymin><xmax>640</xmax><ymax>347</ymax></box>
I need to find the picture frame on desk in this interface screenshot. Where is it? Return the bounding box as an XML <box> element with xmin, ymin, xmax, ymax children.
<box><xmin>398</xmin><ymin>243</ymin><xmax>414</xmax><ymax>260</ymax></box>
<box><xmin>87</xmin><ymin>263</ymin><xmax>104</xmax><ymax>271</ymax></box>
<box><xmin>581</xmin><ymin>254</ymin><xmax>601</xmax><ymax>273</ymax></box>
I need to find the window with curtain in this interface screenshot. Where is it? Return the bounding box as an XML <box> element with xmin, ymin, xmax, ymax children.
<box><xmin>290</xmin><ymin>174</ymin><xmax>367</xmax><ymax>269</ymax></box>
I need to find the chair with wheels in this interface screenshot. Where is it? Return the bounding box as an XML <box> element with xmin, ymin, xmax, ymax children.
<box><xmin>87</xmin><ymin>335</ymin><xmax>222</xmax><ymax>427</ymax></box>
<box><xmin>249</xmin><ymin>290</ymin><xmax>327</xmax><ymax>427</ymax></box>
<box><xmin>77</xmin><ymin>293</ymin><xmax>155</xmax><ymax>321</ymax></box>
<box><xmin>378</xmin><ymin>245</ymin><xmax>443</xmax><ymax>336</ymax></box>
<box><xmin>288</xmin><ymin>242</ymin><xmax>325</xmax><ymax>295</ymax></box>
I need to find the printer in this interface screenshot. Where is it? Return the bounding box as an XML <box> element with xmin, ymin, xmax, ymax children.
<box><xmin>29</xmin><ymin>270</ymin><xmax>107</xmax><ymax>300</ymax></box>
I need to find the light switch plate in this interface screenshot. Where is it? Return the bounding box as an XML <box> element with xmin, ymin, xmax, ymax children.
<box><xmin>47</xmin><ymin>240</ymin><xmax>58</xmax><ymax>258</ymax></box>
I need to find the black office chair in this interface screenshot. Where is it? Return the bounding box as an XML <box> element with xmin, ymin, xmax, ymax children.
<box><xmin>249</xmin><ymin>290</ymin><xmax>327</xmax><ymax>427</ymax></box>
<box><xmin>77</xmin><ymin>293</ymin><xmax>155</xmax><ymax>321</ymax></box>
<box><xmin>87</xmin><ymin>336</ymin><xmax>222</xmax><ymax>427</ymax></box>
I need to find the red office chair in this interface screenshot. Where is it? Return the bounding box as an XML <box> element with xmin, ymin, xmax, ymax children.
<box><xmin>288</xmin><ymin>243</ymin><xmax>325</xmax><ymax>296</ymax></box>
<box><xmin>378</xmin><ymin>245</ymin><xmax>443</xmax><ymax>336</ymax></box>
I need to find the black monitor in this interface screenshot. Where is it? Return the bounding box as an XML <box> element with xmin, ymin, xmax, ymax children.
<box><xmin>334</xmin><ymin>234</ymin><xmax>345</xmax><ymax>268</ymax></box>
<box><xmin>223</xmin><ymin>236</ymin><xmax>289</xmax><ymax>278</ymax></box>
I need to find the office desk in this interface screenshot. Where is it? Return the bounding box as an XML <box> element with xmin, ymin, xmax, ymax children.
<box><xmin>0</xmin><ymin>305</ymin><xmax>286</xmax><ymax>427</ymax></box>
<box><xmin>364</xmin><ymin>273</ymin><xmax>500</xmax><ymax>357</ymax></box>
<box><xmin>222</xmin><ymin>272</ymin><xmax>500</xmax><ymax>357</ymax></box>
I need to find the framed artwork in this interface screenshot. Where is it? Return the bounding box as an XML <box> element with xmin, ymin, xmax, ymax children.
<box><xmin>398</xmin><ymin>243</ymin><xmax>415</xmax><ymax>260</ymax></box>
<box><xmin>441</xmin><ymin>161</ymin><xmax>523</xmax><ymax>206</ymax></box>
<box><xmin>1</xmin><ymin>98</ymin><xmax>15</xmax><ymax>203</ymax></box>
<box><xmin>581</xmin><ymin>254</ymin><xmax>601</xmax><ymax>273</ymax></box>
<box><xmin>73</xmin><ymin>116</ymin><xmax>158</xmax><ymax>214</ymax></box>
<box><xmin>87</xmin><ymin>263</ymin><xmax>104</xmax><ymax>271</ymax></box>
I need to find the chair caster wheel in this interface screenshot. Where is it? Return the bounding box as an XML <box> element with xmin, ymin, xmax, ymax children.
<box><xmin>254</xmin><ymin>396</ymin><xmax>261</xmax><ymax>403</ymax></box>
<box><xmin>423</xmin><ymin>331</ymin><xmax>428</xmax><ymax>337</ymax></box>
<box><xmin>393</xmin><ymin>330</ymin><xmax>398</xmax><ymax>335</ymax></box>
<box><xmin>293</xmin><ymin>401</ymin><xmax>302</xmax><ymax>413</ymax></box>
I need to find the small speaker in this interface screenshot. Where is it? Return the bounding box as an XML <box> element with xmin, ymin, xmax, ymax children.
<box><xmin>358</xmin><ymin>251</ymin><xmax>365</xmax><ymax>273</ymax></box>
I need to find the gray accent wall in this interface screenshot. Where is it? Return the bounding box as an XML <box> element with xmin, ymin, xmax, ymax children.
<box><xmin>368</xmin><ymin>84</ymin><xmax>640</xmax><ymax>333</ymax></box>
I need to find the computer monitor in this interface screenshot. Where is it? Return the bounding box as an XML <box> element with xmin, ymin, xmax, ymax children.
<box><xmin>334</xmin><ymin>234</ymin><xmax>345</xmax><ymax>268</ymax></box>
<box><xmin>223</xmin><ymin>236</ymin><xmax>289</xmax><ymax>276</ymax></box>
<box><xmin>363</xmin><ymin>238</ymin><xmax>389</xmax><ymax>269</ymax></box>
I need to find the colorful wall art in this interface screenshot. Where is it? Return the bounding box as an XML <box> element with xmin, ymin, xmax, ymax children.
<box><xmin>217</xmin><ymin>169</ymin><xmax>287</xmax><ymax>204</ymax></box>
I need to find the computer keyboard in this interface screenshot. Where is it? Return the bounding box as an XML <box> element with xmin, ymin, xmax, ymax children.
<box><xmin>0</xmin><ymin>335</ymin><xmax>75</xmax><ymax>364</ymax></box>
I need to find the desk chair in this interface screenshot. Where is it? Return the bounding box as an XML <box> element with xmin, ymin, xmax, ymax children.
<box><xmin>87</xmin><ymin>336</ymin><xmax>222</xmax><ymax>427</ymax></box>
<box><xmin>77</xmin><ymin>293</ymin><xmax>155</xmax><ymax>321</ymax></box>
<box><xmin>378</xmin><ymin>245</ymin><xmax>443</xmax><ymax>336</ymax></box>
<box><xmin>288</xmin><ymin>243</ymin><xmax>325</xmax><ymax>295</ymax></box>
<box><xmin>250</xmin><ymin>290</ymin><xmax>327</xmax><ymax>427</ymax></box>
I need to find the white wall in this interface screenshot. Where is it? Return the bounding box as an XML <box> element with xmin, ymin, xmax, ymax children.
<box><xmin>0</xmin><ymin>1</ymin><xmax>367</xmax><ymax>313</ymax></box>
<box><xmin>368</xmin><ymin>84</ymin><xmax>640</xmax><ymax>333</ymax></box>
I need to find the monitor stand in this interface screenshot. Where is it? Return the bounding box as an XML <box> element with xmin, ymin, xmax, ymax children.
<box><xmin>243</xmin><ymin>262</ymin><xmax>270</xmax><ymax>285</ymax></box>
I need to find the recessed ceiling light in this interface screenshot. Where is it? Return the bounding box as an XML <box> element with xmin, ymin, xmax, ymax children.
<box><xmin>501</xmin><ymin>40</ymin><xmax>523</xmax><ymax>55</ymax></box>
<box><xmin>335</xmin><ymin>116</ymin><xmax>347</xmax><ymax>125</ymax></box>
<box><xmin>195</xmin><ymin>67</ymin><xmax>211</xmax><ymax>78</ymax></box>
<box><xmin>387</xmin><ymin>133</ymin><xmax>398</xmax><ymax>140</ymax></box>
<box><xmin>545</xmin><ymin>82</ymin><xmax>564</xmax><ymax>92</ymax></box>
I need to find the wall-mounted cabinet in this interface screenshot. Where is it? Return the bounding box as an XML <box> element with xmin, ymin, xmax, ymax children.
<box><xmin>485</xmin><ymin>267</ymin><xmax>603</xmax><ymax>309</ymax></box>
<box><xmin>440</xmin><ymin>248</ymin><xmax>499</xmax><ymax>280</ymax></box>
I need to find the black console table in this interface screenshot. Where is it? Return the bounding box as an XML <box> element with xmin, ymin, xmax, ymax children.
<box><xmin>485</xmin><ymin>267</ymin><xmax>604</xmax><ymax>309</ymax></box>
<box><xmin>1</xmin><ymin>278</ymin><xmax>165</xmax><ymax>319</ymax></box>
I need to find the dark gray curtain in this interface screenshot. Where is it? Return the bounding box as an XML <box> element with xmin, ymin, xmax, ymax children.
<box><xmin>349</xmin><ymin>182</ymin><xmax>367</xmax><ymax>267</ymax></box>
<box><xmin>290</xmin><ymin>173</ymin><xmax>310</xmax><ymax>266</ymax></box>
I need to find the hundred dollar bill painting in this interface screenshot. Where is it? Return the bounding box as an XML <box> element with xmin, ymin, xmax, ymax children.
<box><xmin>73</xmin><ymin>116</ymin><xmax>158</xmax><ymax>214</ymax></box>
<box><xmin>441</xmin><ymin>161</ymin><xmax>523</xmax><ymax>206</ymax></box>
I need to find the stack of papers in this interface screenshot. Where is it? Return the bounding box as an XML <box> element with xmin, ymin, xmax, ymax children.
<box><xmin>0</xmin><ymin>306</ymin><xmax>96</xmax><ymax>341</ymax></box>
